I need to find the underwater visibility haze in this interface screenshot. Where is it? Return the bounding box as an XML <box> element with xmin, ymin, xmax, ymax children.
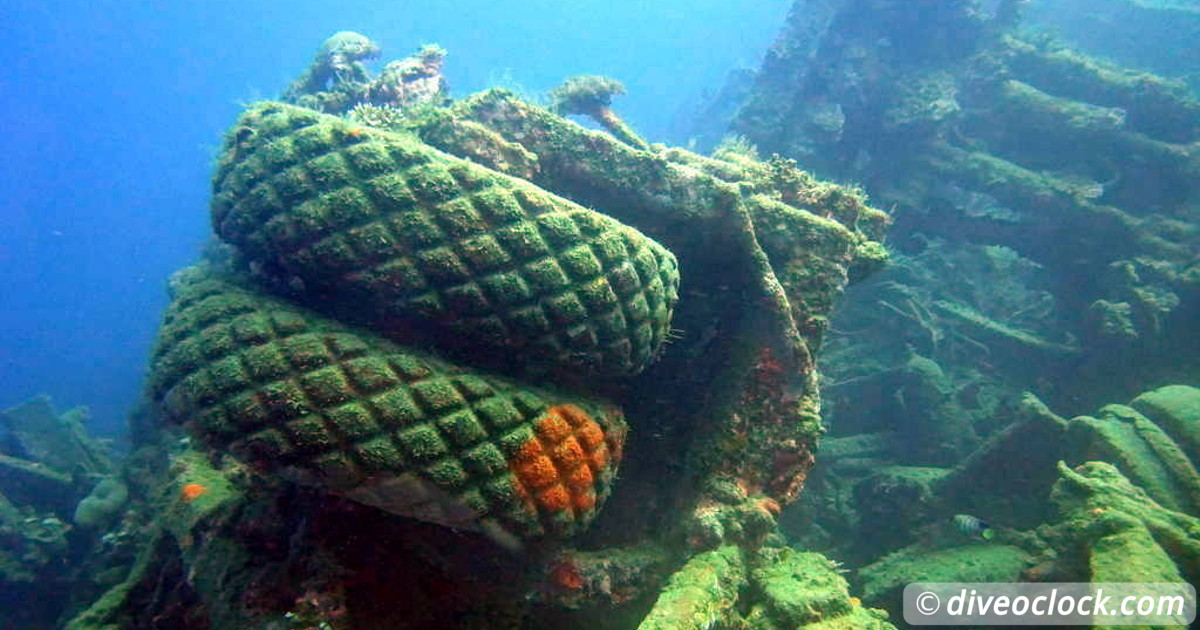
<box><xmin>1</xmin><ymin>0</ymin><xmax>1198</xmax><ymax>629</ymax></box>
<box><xmin>1</xmin><ymin>0</ymin><xmax>791</xmax><ymax>439</ymax></box>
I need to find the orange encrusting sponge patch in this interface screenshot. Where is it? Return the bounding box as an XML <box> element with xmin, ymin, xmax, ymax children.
<box><xmin>180</xmin><ymin>483</ymin><xmax>207</xmax><ymax>503</ymax></box>
<box><xmin>510</xmin><ymin>404</ymin><xmax>615</xmax><ymax>517</ymax></box>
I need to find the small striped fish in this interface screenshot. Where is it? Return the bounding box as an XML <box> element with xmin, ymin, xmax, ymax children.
<box><xmin>953</xmin><ymin>514</ymin><xmax>994</xmax><ymax>540</ymax></box>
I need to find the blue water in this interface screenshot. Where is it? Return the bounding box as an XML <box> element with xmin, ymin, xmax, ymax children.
<box><xmin>0</xmin><ymin>0</ymin><xmax>789</xmax><ymax>439</ymax></box>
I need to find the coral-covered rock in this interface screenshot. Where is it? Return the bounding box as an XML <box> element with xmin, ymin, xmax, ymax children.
<box><xmin>857</xmin><ymin>544</ymin><xmax>1031</xmax><ymax>613</ymax></box>
<box><xmin>0</xmin><ymin>395</ymin><xmax>111</xmax><ymax>476</ymax></box>
<box><xmin>70</xmin><ymin>26</ymin><xmax>896</xmax><ymax>626</ymax></box>
<box><xmin>212</xmin><ymin>102</ymin><xmax>680</xmax><ymax>378</ymax></box>
<box><xmin>637</xmin><ymin>546</ymin><xmax>747</xmax><ymax>630</ymax></box>
<box><xmin>280</xmin><ymin>31</ymin><xmax>381</xmax><ymax>113</ymax></box>
<box><xmin>1050</xmin><ymin>460</ymin><xmax>1200</xmax><ymax>584</ymax></box>
<box><xmin>747</xmin><ymin>548</ymin><xmax>893</xmax><ymax>630</ymax></box>
<box><xmin>419</xmin><ymin>89</ymin><xmax>889</xmax><ymax>533</ymax></box>
<box><xmin>149</xmin><ymin>270</ymin><xmax>627</xmax><ymax>540</ymax></box>
<box><xmin>368</xmin><ymin>44</ymin><xmax>448</xmax><ymax>110</ymax></box>
<box><xmin>1066</xmin><ymin>402</ymin><xmax>1200</xmax><ymax>514</ymax></box>
<box><xmin>1131</xmin><ymin>384</ymin><xmax>1200</xmax><ymax>463</ymax></box>
<box><xmin>72</xmin><ymin>477</ymin><xmax>129</xmax><ymax>529</ymax></box>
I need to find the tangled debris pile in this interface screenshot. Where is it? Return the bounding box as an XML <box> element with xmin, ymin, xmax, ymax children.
<box><xmin>679</xmin><ymin>0</ymin><xmax>1200</xmax><ymax>623</ymax></box>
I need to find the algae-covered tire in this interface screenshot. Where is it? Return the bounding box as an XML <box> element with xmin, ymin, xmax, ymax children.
<box><xmin>149</xmin><ymin>269</ymin><xmax>627</xmax><ymax>540</ymax></box>
<box><xmin>211</xmin><ymin>102</ymin><xmax>679</xmax><ymax>377</ymax></box>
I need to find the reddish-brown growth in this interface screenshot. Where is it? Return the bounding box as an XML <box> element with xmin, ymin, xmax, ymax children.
<box><xmin>510</xmin><ymin>404</ymin><xmax>615</xmax><ymax>517</ymax></box>
<box><xmin>757</xmin><ymin>496</ymin><xmax>782</xmax><ymax>517</ymax></box>
<box><xmin>181</xmin><ymin>483</ymin><xmax>207</xmax><ymax>502</ymax></box>
<box><xmin>751</xmin><ymin>347</ymin><xmax>787</xmax><ymax>385</ymax></box>
<box><xmin>549</xmin><ymin>559</ymin><xmax>585</xmax><ymax>591</ymax></box>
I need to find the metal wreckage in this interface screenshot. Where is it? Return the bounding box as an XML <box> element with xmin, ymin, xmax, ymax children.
<box><xmin>65</xmin><ymin>29</ymin><xmax>893</xmax><ymax>630</ymax></box>
<box><xmin>59</xmin><ymin>0</ymin><xmax>1200</xmax><ymax>626</ymax></box>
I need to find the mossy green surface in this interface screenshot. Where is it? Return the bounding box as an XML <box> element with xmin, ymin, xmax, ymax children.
<box><xmin>748</xmin><ymin>548</ymin><xmax>894</xmax><ymax>630</ymax></box>
<box><xmin>786</xmin><ymin>607</ymin><xmax>894</xmax><ymax>630</ymax></box>
<box><xmin>0</xmin><ymin>395</ymin><xmax>112</xmax><ymax>475</ymax></box>
<box><xmin>1067</xmin><ymin>404</ymin><xmax>1200</xmax><ymax>513</ymax></box>
<box><xmin>64</xmin><ymin>531</ymin><xmax>169</xmax><ymax>630</ymax></box>
<box><xmin>548</xmin><ymin>75</ymin><xmax>649</xmax><ymax>150</ymax></box>
<box><xmin>423</xmin><ymin>96</ymin><xmax>877</xmax><ymax>521</ymax></box>
<box><xmin>1051</xmin><ymin>460</ymin><xmax>1200</xmax><ymax>583</ymax></box>
<box><xmin>1002</xmin><ymin>35</ymin><xmax>1200</xmax><ymax>141</ymax></box>
<box><xmin>162</xmin><ymin>448</ymin><xmax>241</xmax><ymax>537</ymax></box>
<box><xmin>72</xmin><ymin>477</ymin><xmax>129</xmax><ymax>529</ymax></box>
<box><xmin>995</xmin><ymin>79</ymin><xmax>1126</xmax><ymax>137</ymax></box>
<box><xmin>149</xmin><ymin>270</ymin><xmax>626</xmax><ymax>539</ymax></box>
<box><xmin>434</xmin><ymin>88</ymin><xmax>889</xmax><ymax>247</ymax></box>
<box><xmin>0</xmin><ymin>452</ymin><xmax>74</xmax><ymax>512</ymax></box>
<box><xmin>1088</xmin><ymin>512</ymin><xmax>1183</xmax><ymax>583</ymax></box>
<box><xmin>927</xmin><ymin>145</ymin><xmax>1090</xmax><ymax>216</ymax></box>
<box><xmin>637</xmin><ymin>545</ymin><xmax>747</xmax><ymax>630</ymax></box>
<box><xmin>212</xmin><ymin>101</ymin><xmax>679</xmax><ymax>378</ymax></box>
<box><xmin>858</xmin><ymin>543</ymin><xmax>1030</xmax><ymax>610</ymax></box>
<box><xmin>1132</xmin><ymin>385</ymin><xmax>1200</xmax><ymax>463</ymax></box>
<box><xmin>636</xmin><ymin>546</ymin><xmax>894</xmax><ymax>630</ymax></box>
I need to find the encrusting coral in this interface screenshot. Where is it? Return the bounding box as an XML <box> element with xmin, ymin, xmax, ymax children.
<box><xmin>369</xmin><ymin>44</ymin><xmax>448</xmax><ymax>110</ymax></box>
<box><xmin>150</xmin><ymin>270</ymin><xmax>628</xmax><ymax>541</ymax></box>
<box><xmin>718</xmin><ymin>0</ymin><xmax>1200</xmax><ymax>416</ymax></box>
<box><xmin>73</xmin><ymin>477</ymin><xmax>129</xmax><ymax>530</ymax></box>
<box><xmin>827</xmin><ymin>386</ymin><xmax>1200</xmax><ymax>623</ymax></box>
<box><xmin>281</xmin><ymin>31</ymin><xmax>381</xmax><ymax>113</ymax></box>
<box><xmin>549</xmin><ymin>75</ymin><xmax>651</xmax><ymax>151</ymax></box>
<box><xmin>282</xmin><ymin>33</ymin><xmax>450</xmax><ymax>117</ymax></box>
<box><xmin>212</xmin><ymin>102</ymin><xmax>680</xmax><ymax>379</ymax></box>
<box><xmin>65</xmin><ymin>30</ymin><xmax>891</xmax><ymax>630</ymax></box>
<box><xmin>1050</xmin><ymin>460</ymin><xmax>1200</xmax><ymax>585</ymax></box>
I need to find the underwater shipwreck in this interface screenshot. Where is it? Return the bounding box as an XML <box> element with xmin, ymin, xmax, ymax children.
<box><xmin>2</xmin><ymin>0</ymin><xmax>1198</xmax><ymax>628</ymax></box>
